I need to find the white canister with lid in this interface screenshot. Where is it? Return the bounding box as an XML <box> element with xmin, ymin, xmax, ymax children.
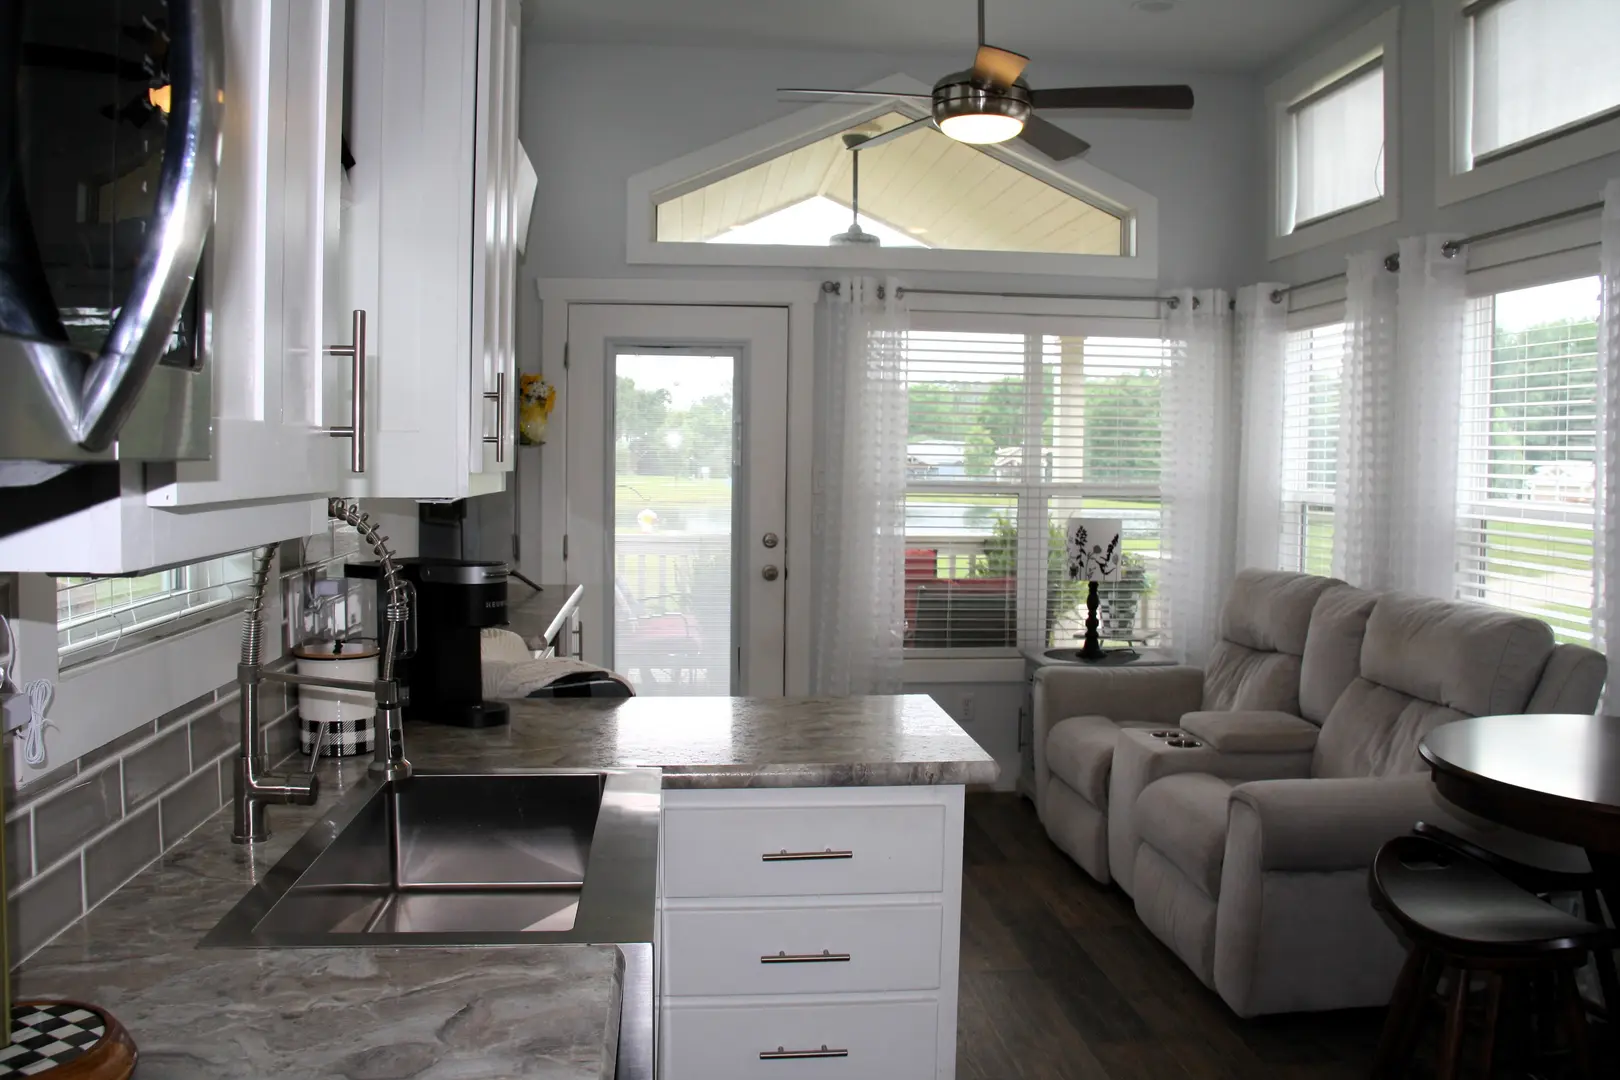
<box><xmin>294</xmin><ymin>640</ymin><xmax>378</xmax><ymax>757</ymax></box>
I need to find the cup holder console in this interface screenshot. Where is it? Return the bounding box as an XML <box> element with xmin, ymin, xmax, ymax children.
<box><xmin>1150</xmin><ymin>730</ymin><xmax>1180</xmax><ymax>739</ymax></box>
<box><xmin>1166</xmin><ymin>737</ymin><xmax>1204</xmax><ymax>748</ymax></box>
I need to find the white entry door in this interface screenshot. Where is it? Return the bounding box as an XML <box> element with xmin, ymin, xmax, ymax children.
<box><xmin>565</xmin><ymin>305</ymin><xmax>789</xmax><ymax>696</ymax></box>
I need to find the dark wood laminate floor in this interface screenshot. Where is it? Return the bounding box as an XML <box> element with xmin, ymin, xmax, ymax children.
<box><xmin>957</xmin><ymin>793</ymin><xmax>1384</xmax><ymax>1080</ymax></box>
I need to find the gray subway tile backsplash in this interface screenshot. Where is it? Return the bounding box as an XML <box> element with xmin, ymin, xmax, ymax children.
<box><xmin>31</xmin><ymin>766</ymin><xmax>121</xmax><ymax>872</ymax></box>
<box><xmin>8</xmin><ymin>858</ymin><xmax>83</xmax><ymax>962</ymax></box>
<box><xmin>121</xmin><ymin>726</ymin><xmax>192</xmax><ymax>811</ymax></box>
<box><xmin>160</xmin><ymin>767</ymin><xmax>223</xmax><ymax>845</ymax></box>
<box><xmin>83</xmin><ymin>804</ymin><xmax>161</xmax><ymax>909</ymax></box>
<box><xmin>5</xmin><ymin>675</ymin><xmax>298</xmax><ymax>968</ymax></box>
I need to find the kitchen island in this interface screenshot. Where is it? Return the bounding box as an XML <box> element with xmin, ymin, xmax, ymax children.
<box><xmin>18</xmin><ymin>694</ymin><xmax>996</xmax><ymax>1079</ymax></box>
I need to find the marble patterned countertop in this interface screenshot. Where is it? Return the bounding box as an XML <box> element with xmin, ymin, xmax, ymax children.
<box><xmin>407</xmin><ymin>694</ymin><xmax>1000</xmax><ymax>788</ymax></box>
<box><xmin>16</xmin><ymin>772</ymin><xmax>623</xmax><ymax>1080</ymax></box>
<box><xmin>14</xmin><ymin>693</ymin><xmax>993</xmax><ymax>1076</ymax></box>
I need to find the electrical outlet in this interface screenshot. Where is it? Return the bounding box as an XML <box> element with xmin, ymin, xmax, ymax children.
<box><xmin>960</xmin><ymin>692</ymin><xmax>975</xmax><ymax>722</ymax></box>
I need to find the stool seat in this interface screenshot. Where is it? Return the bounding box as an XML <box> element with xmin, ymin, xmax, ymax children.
<box><xmin>1373</xmin><ymin>835</ymin><xmax>1614</xmax><ymax>961</ymax></box>
<box><xmin>1413</xmin><ymin>821</ymin><xmax>1594</xmax><ymax>896</ymax></box>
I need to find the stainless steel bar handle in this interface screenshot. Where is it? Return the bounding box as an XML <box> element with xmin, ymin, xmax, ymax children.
<box><xmin>483</xmin><ymin>371</ymin><xmax>507</xmax><ymax>463</ymax></box>
<box><xmin>760</xmin><ymin>950</ymin><xmax>851</xmax><ymax>964</ymax></box>
<box><xmin>761</xmin><ymin>848</ymin><xmax>853</xmax><ymax>862</ymax></box>
<box><xmin>324</xmin><ymin>310</ymin><xmax>368</xmax><ymax>473</ymax></box>
<box><xmin>760</xmin><ymin>1045</ymin><xmax>849</xmax><ymax>1061</ymax></box>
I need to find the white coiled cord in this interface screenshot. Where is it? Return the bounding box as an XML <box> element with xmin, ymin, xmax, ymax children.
<box><xmin>0</xmin><ymin>612</ymin><xmax>53</xmax><ymax>766</ymax></box>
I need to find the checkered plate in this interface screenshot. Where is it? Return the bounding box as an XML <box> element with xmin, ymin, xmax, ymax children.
<box><xmin>0</xmin><ymin>1004</ymin><xmax>107</xmax><ymax>1076</ymax></box>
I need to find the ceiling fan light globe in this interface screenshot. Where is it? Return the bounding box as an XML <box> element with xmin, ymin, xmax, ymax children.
<box><xmin>938</xmin><ymin>112</ymin><xmax>1024</xmax><ymax>144</ymax></box>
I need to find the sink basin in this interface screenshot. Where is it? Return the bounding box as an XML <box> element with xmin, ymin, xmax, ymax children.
<box><xmin>203</xmin><ymin>769</ymin><xmax>659</xmax><ymax>948</ymax></box>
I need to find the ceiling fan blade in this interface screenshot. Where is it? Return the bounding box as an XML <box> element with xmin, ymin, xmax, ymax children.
<box><xmin>1016</xmin><ymin>115</ymin><xmax>1090</xmax><ymax>161</ymax></box>
<box><xmin>1029</xmin><ymin>85</ymin><xmax>1195</xmax><ymax>111</ymax></box>
<box><xmin>971</xmin><ymin>44</ymin><xmax>1029</xmax><ymax>88</ymax></box>
<box><xmin>778</xmin><ymin>88</ymin><xmax>934</xmax><ymax>102</ymax></box>
<box><xmin>846</xmin><ymin>117</ymin><xmax>937</xmax><ymax>151</ymax></box>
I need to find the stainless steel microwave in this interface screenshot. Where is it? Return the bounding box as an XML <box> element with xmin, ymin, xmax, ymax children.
<box><xmin>0</xmin><ymin>0</ymin><xmax>221</xmax><ymax>484</ymax></box>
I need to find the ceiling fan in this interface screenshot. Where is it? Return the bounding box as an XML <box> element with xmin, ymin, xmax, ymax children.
<box><xmin>778</xmin><ymin>0</ymin><xmax>1194</xmax><ymax>162</ymax></box>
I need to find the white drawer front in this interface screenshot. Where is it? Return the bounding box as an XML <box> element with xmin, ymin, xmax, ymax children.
<box><xmin>665</xmin><ymin>903</ymin><xmax>943</xmax><ymax>997</ymax></box>
<box><xmin>663</xmin><ymin>1000</ymin><xmax>939</xmax><ymax>1080</ymax></box>
<box><xmin>663</xmin><ymin>804</ymin><xmax>946</xmax><ymax>898</ymax></box>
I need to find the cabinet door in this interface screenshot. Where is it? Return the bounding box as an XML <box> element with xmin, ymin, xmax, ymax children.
<box><xmin>341</xmin><ymin>0</ymin><xmax>480</xmax><ymax>501</ymax></box>
<box><xmin>148</xmin><ymin>0</ymin><xmax>346</xmax><ymax>508</ymax></box>
<box><xmin>469</xmin><ymin>0</ymin><xmax>521</xmax><ymax>483</ymax></box>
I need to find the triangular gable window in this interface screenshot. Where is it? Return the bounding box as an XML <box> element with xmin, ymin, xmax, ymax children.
<box><xmin>627</xmin><ymin>76</ymin><xmax>1160</xmax><ymax>279</ymax></box>
<box><xmin>656</xmin><ymin>112</ymin><xmax>1125</xmax><ymax>256</ymax></box>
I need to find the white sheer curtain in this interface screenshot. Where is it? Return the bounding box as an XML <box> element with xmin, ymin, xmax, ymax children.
<box><xmin>1594</xmin><ymin>180</ymin><xmax>1620</xmax><ymax>702</ymax></box>
<box><xmin>1333</xmin><ymin>251</ymin><xmax>1399</xmax><ymax>588</ymax></box>
<box><xmin>1234</xmin><ymin>285</ymin><xmax>1289</xmax><ymax>571</ymax></box>
<box><xmin>1163</xmin><ymin>289</ymin><xmax>1233</xmax><ymax>667</ymax></box>
<box><xmin>1388</xmin><ymin>236</ymin><xmax>1468</xmax><ymax>595</ymax></box>
<box><xmin>811</xmin><ymin>278</ymin><xmax>909</xmax><ymax>695</ymax></box>
<box><xmin>1331</xmin><ymin>240</ymin><xmax>1467</xmax><ymax>593</ymax></box>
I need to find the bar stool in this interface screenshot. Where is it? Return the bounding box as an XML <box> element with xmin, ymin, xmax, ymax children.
<box><xmin>1415</xmin><ymin>820</ymin><xmax>1620</xmax><ymax>1015</ymax></box>
<box><xmin>1369</xmin><ymin>834</ymin><xmax>1617</xmax><ymax>1080</ymax></box>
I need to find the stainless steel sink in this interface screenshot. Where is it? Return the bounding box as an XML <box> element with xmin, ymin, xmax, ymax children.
<box><xmin>203</xmin><ymin>769</ymin><xmax>659</xmax><ymax>948</ymax></box>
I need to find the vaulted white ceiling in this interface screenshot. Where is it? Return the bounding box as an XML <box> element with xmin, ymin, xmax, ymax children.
<box><xmin>525</xmin><ymin>0</ymin><xmax>1369</xmax><ymax>70</ymax></box>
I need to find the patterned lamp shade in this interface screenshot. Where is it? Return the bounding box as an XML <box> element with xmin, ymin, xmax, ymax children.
<box><xmin>1065</xmin><ymin>517</ymin><xmax>1124</xmax><ymax>583</ymax></box>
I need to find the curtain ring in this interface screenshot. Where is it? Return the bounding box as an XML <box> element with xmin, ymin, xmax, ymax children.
<box><xmin>1165</xmin><ymin>297</ymin><xmax>1181</xmax><ymax>311</ymax></box>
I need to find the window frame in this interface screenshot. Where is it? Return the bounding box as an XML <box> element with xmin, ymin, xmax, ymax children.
<box><xmin>55</xmin><ymin>551</ymin><xmax>259</xmax><ymax>664</ymax></box>
<box><xmin>902</xmin><ymin>311</ymin><xmax>1170</xmax><ymax>659</ymax></box>
<box><xmin>1434</xmin><ymin>0</ymin><xmax>1620</xmax><ymax>207</ymax></box>
<box><xmin>1452</xmin><ymin>276</ymin><xmax>1600</xmax><ymax>642</ymax></box>
<box><xmin>1266</xmin><ymin>7</ymin><xmax>1402</xmax><ymax>260</ymax></box>
<box><xmin>625</xmin><ymin>74</ymin><xmax>1162</xmax><ymax>281</ymax></box>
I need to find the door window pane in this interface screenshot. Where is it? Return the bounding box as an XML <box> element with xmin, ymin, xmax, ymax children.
<box><xmin>612</xmin><ymin>353</ymin><xmax>736</xmax><ymax>693</ymax></box>
<box><xmin>1293</xmin><ymin>62</ymin><xmax>1385</xmax><ymax>225</ymax></box>
<box><xmin>1471</xmin><ymin>0</ymin><xmax>1620</xmax><ymax>160</ymax></box>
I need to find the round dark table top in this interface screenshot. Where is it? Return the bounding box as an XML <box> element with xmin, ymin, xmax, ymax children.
<box><xmin>1420</xmin><ymin>714</ymin><xmax>1620</xmax><ymax>855</ymax></box>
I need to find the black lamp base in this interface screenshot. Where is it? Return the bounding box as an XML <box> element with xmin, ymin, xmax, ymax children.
<box><xmin>1079</xmin><ymin>580</ymin><xmax>1106</xmax><ymax>661</ymax></box>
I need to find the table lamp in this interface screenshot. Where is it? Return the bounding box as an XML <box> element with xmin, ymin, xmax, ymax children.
<box><xmin>1065</xmin><ymin>517</ymin><xmax>1124</xmax><ymax>661</ymax></box>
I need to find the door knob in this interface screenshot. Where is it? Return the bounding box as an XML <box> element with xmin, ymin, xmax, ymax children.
<box><xmin>762</xmin><ymin>565</ymin><xmax>780</xmax><ymax>582</ymax></box>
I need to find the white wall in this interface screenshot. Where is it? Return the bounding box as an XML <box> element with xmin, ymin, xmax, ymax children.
<box><xmin>518</xmin><ymin>39</ymin><xmax>1268</xmax><ymax>297</ymax></box>
<box><xmin>1265</xmin><ymin>0</ymin><xmax>1620</xmax><ymax>286</ymax></box>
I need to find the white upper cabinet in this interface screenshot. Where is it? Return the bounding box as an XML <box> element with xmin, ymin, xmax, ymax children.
<box><xmin>149</xmin><ymin>0</ymin><xmax>351</xmax><ymax>507</ymax></box>
<box><xmin>341</xmin><ymin>0</ymin><xmax>523</xmax><ymax>502</ymax></box>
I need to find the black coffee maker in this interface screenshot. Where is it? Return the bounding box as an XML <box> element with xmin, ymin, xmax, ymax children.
<box><xmin>348</xmin><ymin>557</ymin><xmax>510</xmax><ymax>728</ymax></box>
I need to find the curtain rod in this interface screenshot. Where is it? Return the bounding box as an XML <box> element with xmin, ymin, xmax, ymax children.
<box><xmin>1272</xmin><ymin>199</ymin><xmax>1606</xmax><ymax>304</ymax></box>
<box><xmin>820</xmin><ymin>281</ymin><xmax>1183</xmax><ymax>308</ymax></box>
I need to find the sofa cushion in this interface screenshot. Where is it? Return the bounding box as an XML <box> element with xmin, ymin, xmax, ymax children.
<box><xmin>1360</xmin><ymin>593</ymin><xmax>1554</xmax><ymax>719</ymax></box>
<box><xmin>1218</xmin><ymin>570</ymin><xmax>1342</xmax><ymax>655</ymax></box>
<box><xmin>1136</xmin><ymin>773</ymin><xmax>1237</xmax><ymax>898</ymax></box>
<box><xmin>1202</xmin><ymin>643</ymin><xmax>1303</xmax><ymax>714</ymax></box>
<box><xmin>1180</xmin><ymin>710</ymin><xmax>1320</xmax><ymax>753</ymax></box>
<box><xmin>1046</xmin><ymin>715</ymin><xmax>1131</xmax><ymax>806</ymax></box>
<box><xmin>1299</xmin><ymin>584</ymin><xmax>1377</xmax><ymax>725</ymax></box>
<box><xmin>1313</xmin><ymin>678</ymin><xmax>1467</xmax><ymax>780</ymax></box>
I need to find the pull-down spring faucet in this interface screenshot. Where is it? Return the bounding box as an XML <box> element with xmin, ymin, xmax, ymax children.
<box><xmin>231</xmin><ymin>498</ymin><xmax>413</xmax><ymax>844</ymax></box>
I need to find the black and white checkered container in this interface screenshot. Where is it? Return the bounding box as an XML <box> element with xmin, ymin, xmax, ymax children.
<box><xmin>293</xmin><ymin>640</ymin><xmax>379</xmax><ymax>759</ymax></box>
<box><xmin>0</xmin><ymin>1003</ymin><xmax>108</xmax><ymax>1076</ymax></box>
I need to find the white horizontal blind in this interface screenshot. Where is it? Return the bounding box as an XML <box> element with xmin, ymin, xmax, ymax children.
<box><xmin>1455</xmin><ymin>277</ymin><xmax>1599</xmax><ymax>643</ymax></box>
<box><xmin>56</xmin><ymin>551</ymin><xmax>260</xmax><ymax>661</ymax></box>
<box><xmin>903</xmin><ymin>329</ymin><xmax>1169</xmax><ymax>651</ymax></box>
<box><xmin>1470</xmin><ymin>0</ymin><xmax>1620</xmax><ymax>161</ymax></box>
<box><xmin>1293</xmin><ymin>60</ymin><xmax>1385</xmax><ymax>226</ymax></box>
<box><xmin>1280</xmin><ymin>323</ymin><xmax>1345</xmax><ymax>575</ymax></box>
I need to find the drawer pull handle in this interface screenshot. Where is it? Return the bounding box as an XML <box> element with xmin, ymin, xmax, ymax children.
<box><xmin>761</xmin><ymin>1045</ymin><xmax>849</xmax><ymax>1061</ymax></box>
<box><xmin>761</xmin><ymin>949</ymin><xmax>851</xmax><ymax>964</ymax></box>
<box><xmin>762</xmin><ymin>848</ymin><xmax>853</xmax><ymax>862</ymax></box>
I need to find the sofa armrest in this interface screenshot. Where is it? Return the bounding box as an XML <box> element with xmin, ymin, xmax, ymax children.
<box><xmin>1229</xmin><ymin>773</ymin><xmax>1467</xmax><ymax>873</ymax></box>
<box><xmin>1179</xmin><ymin>711</ymin><xmax>1319</xmax><ymax>753</ymax></box>
<box><xmin>1105</xmin><ymin>725</ymin><xmax>1315</xmax><ymax>895</ymax></box>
